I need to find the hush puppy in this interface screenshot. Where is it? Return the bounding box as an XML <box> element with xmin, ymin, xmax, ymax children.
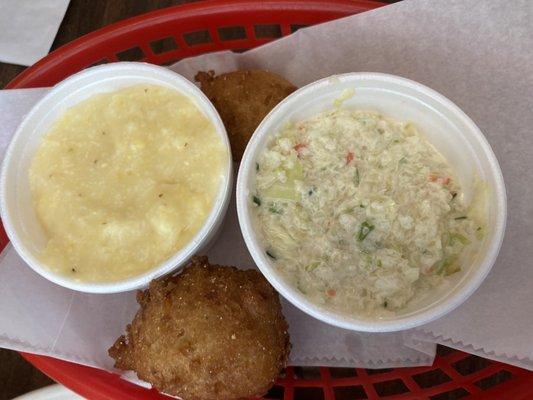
<box><xmin>195</xmin><ymin>70</ymin><xmax>296</xmax><ymax>161</ymax></box>
<box><xmin>109</xmin><ymin>256</ymin><xmax>290</xmax><ymax>400</ymax></box>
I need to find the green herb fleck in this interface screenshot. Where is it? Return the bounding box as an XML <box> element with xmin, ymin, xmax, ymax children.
<box><xmin>399</xmin><ymin>157</ymin><xmax>407</xmax><ymax>164</ymax></box>
<box><xmin>252</xmin><ymin>196</ymin><xmax>261</xmax><ymax>206</ymax></box>
<box><xmin>436</xmin><ymin>258</ymin><xmax>449</xmax><ymax>275</ymax></box>
<box><xmin>359</xmin><ymin>204</ymin><xmax>365</xmax><ymax>208</ymax></box>
<box><xmin>377</xmin><ymin>259</ymin><xmax>383</xmax><ymax>267</ymax></box>
<box><xmin>437</xmin><ymin>256</ymin><xmax>460</xmax><ymax>276</ymax></box>
<box><xmin>449</xmin><ymin>233</ymin><xmax>471</xmax><ymax>245</ymax></box>
<box><xmin>268</xmin><ymin>204</ymin><xmax>283</xmax><ymax>214</ymax></box>
<box><xmin>266</xmin><ymin>250</ymin><xmax>276</xmax><ymax>260</ymax></box>
<box><xmin>355</xmin><ymin>168</ymin><xmax>360</xmax><ymax>186</ymax></box>
<box><xmin>305</xmin><ymin>262</ymin><xmax>320</xmax><ymax>272</ymax></box>
<box><xmin>446</xmin><ymin>263</ymin><xmax>461</xmax><ymax>276</ymax></box>
<box><xmin>255</xmin><ymin>162</ymin><xmax>259</xmax><ymax>172</ymax></box>
<box><xmin>477</xmin><ymin>226</ymin><xmax>482</xmax><ymax>231</ymax></box>
<box><xmin>451</xmin><ymin>192</ymin><xmax>458</xmax><ymax>200</ymax></box>
<box><xmin>357</xmin><ymin>220</ymin><xmax>375</xmax><ymax>241</ymax></box>
<box><xmin>308</xmin><ymin>186</ymin><xmax>316</xmax><ymax>196</ymax></box>
<box><xmin>455</xmin><ymin>216</ymin><xmax>467</xmax><ymax>220</ymax></box>
<box><xmin>383</xmin><ymin>301</ymin><xmax>388</xmax><ymax>308</ymax></box>
<box><xmin>296</xmin><ymin>282</ymin><xmax>307</xmax><ymax>294</ymax></box>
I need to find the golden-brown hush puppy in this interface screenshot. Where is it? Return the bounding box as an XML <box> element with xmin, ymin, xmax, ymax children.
<box><xmin>195</xmin><ymin>70</ymin><xmax>297</xmax><ymax>161</ymax></box>
<box><xmin>109</xmin><ymin>256</ymin><xmax>290</xmax><ymax>400</ymax></box>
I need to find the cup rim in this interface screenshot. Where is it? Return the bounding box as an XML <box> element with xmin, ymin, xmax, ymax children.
<box><xmin>0</xmin><ymin>62</ymin><xmax>233</xmax><ymax>293</ymax></box>
<box><xmin>236</xmin><ymin>72</ymin><xmax>507</xmax><ymax>332</ymax></box>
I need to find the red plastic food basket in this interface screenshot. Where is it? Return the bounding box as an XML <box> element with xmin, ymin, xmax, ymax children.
<box><xmin>3</xmin><ymin>1</ymin><xmax>532</xmax><ymax>399</ymax></box>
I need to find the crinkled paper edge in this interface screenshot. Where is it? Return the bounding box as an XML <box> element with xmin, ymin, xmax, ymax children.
<box><xmin>289</xmin><ymin>354</ymin><xmax>433</xmax><ymax>368</ymax></box>
<box><xmin>414</xmin><ymin>328</ymin><xmax>533</xmax><ymax>371</ymax></box>
<box><xmin>0</xmin><ymin>333</ymin><xmax>99</xmax><ymax>368</ymax></box>
<box><xmin>0</xmin><ymin>330</ymin><xmax>433</xmax><ymax>370</ymax></box>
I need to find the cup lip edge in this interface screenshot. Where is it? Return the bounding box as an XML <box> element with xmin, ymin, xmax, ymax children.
<box><xmin>236</xmin><ymin>71</ymin><xmax>507</xmax><ymax>332</ymax></box>
<box><xmin>0</xmin><ymin>61</ymin><xmax>233</xmax><ymax>294</ymax></box>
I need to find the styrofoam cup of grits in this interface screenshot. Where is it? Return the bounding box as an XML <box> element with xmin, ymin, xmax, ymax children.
<box><xmin>236</xmin><ymin>72</ymin><xmax>506</xmax><ymax>332</ymax></box>
<box><xmin>0</xmin><ymin>62</ymin><xmax>233</xmax><ymax>293</ymax></box>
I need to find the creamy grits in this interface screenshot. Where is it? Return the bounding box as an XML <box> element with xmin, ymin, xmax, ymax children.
<box><xmin>253</xmin><ymin>108</ymin><xmax>483</xmax><ymax>316</ymax></box>
<box><xmin>29</xmin><ymin>85</ymin><xmax>227</xmax><ymax>282</ymax></box>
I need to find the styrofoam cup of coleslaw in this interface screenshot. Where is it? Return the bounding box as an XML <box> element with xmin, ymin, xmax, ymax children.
<box><xmin>236</xmin><ymin>72</ymin><xmax>506</xmax><ymax>332</ymax></box>
<box><xmin>0</xmin><ymin>62</ymin><xmax>233</xmax><ymax>293</ymax></box>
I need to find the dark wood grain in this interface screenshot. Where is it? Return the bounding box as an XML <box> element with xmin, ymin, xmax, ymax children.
<box><xmin>0</xmin><ymin>0</ymin><xmax>200</xmax><ymax>88</ymax></box>
<box><xmin>0</xmin><ymin>349</ymin><xmax>54</xmax><ymax>400</ymax></box>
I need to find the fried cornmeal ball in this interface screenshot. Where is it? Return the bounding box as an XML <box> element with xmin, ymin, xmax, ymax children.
<box><xmin>195</xmin><ymin>70</ymin><xmax>296</xmax><ymax>161</ymax></box>
<box><xmin>109</xmin><ymin>256</ymin><xmax>290</xmax><ymax>400</ymax></box>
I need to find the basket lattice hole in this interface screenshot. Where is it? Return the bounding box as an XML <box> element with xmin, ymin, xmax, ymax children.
<box><xmin>330</xmin><ymin>368</ymin><xmax>357</xmax><ymax>378</ymax></box>
<box><xmin>437</xmin><ymin>345</ymin><xmax>455</xmax><ymax>357</ymax></box>
<box><xmin>218</xmin><ymin>26</ymin><xmax>246</xmax><ymax>41</ymax></box>
<box><xmin>291</xmin><ymin>24</ymin><xmax>308</xmax><ymax>33</ymax></box>
<box><xmin>116</xmin><ymin>46</ymin><xmax>144</xmax><ymax>61</ymax></box>
<box><xmin>373</xmin><ymin>379</ymin><xmax>409</xmax><ymax>397</ymax></box>
<box><xmin>333</xmin><ymin>385</ymin><xmax>367</xmax><ymax>400</ymax></box>
<box><xmin>412</xmin><ymin>368</ymin><xmax>452</xmax><ymax>388</ymax></box>
<box><xmin>183</xmin><ymin>30</ymin><xmax>212</xmax><ymax>46</ymax></box>
<box><xmin>150</xmin><ymin>37</ymin><xmax>178</xmax><ymax>54</ymax></box>
<box><xmin>294</xmin><ymin>387</ymin><xmax>324</xmax><ymax>400</ymax></box>
<box><xmin>430</xmin><ymin>387</ymin><xmax>469</xmax><ymax>400</ymax></box>
<box><xmin>365</xmin><ymin>368</ymin><xmax>393</xmax><ymax>375</ymax></box>
<box><xmin>265</xmin><ymin>385</ymin><xmax>284</xmax><ymax>400</ymax></box>
<box><xmin>452</xmin><ymin>354</ymin><xmax>491</xmax><ymax>375</ymax></box>
<box><xmin>254</xmin><ymin>24</ymin><xmax>282</xmax><ymax>38</ymax></box>
<box><xmin>293</xmin><ymin>366</ymin><xmax>321</xmax><ymax>379</ymax></box>
<box><xmin>474</xmin><ymin>369</ymin><xmax>514</xmax><ymax>390</ymax></box>
<box><xmin>87</xmin><ymin>59</ymin><xmax>108</xmax><ymax>68</ymax></box>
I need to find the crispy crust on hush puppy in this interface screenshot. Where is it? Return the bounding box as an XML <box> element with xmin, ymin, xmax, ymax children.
<box><xmin>195</xmin><ymin>70</ymin><xmax>296</xmax><ymax>161</ymax></box>
<box><xmin>109</xmin><ymin>256</ymin><xmax>290</xmax><ymax>400</ymax></box>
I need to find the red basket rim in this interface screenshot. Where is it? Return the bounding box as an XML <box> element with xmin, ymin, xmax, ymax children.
<box><xmin>6</xmin><ymin>0</ymin><xmax>385</xmax><ymax>89</ymax></box>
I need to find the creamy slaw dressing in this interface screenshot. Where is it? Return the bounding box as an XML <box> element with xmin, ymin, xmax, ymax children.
<box><xmin>253</xmin><ymin>108</ymin><xmax>482</xmax><ymax>316</ymax></box>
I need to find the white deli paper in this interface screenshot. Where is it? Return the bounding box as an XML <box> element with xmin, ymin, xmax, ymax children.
<box><xmin>0</xmin><ymin>0</ymin><xmax>532</xmax><ymax>374</ymax></box>
<box><xmin>0</xmin><ymin>0</ymin><xmax>70</xmax><ymax>66</ymax></box>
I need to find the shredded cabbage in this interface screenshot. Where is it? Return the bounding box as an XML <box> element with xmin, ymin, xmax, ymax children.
<box><xmin>252</xmin><ymin>109</ymin><xmax>482</xmax><ymax>316</ymax></box>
